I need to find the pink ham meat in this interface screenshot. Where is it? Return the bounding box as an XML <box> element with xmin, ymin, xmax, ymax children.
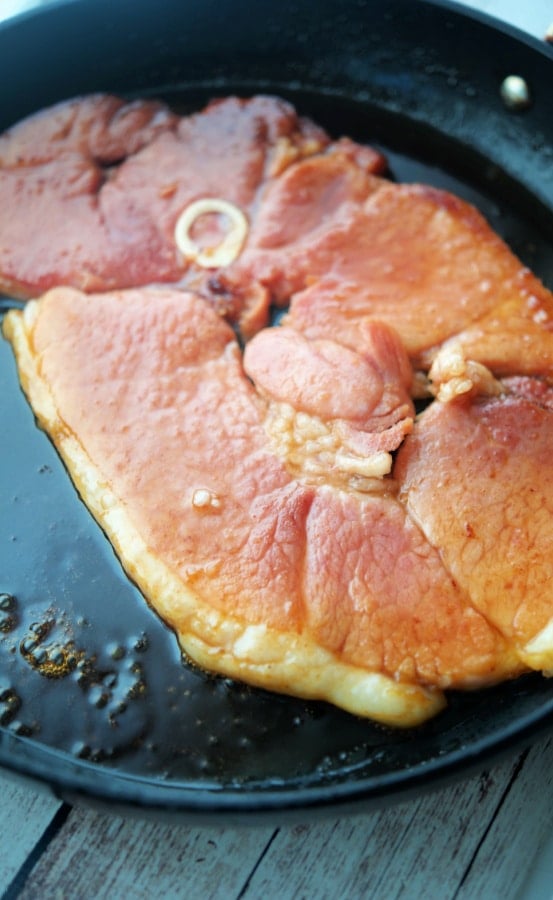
<box><xmin>217</xmin><ymin>142</ymin><xmax>386</xmax><ymax>304</ymax></box>
<box><xmin>4</xmin><ymin>93</ymin><xmax>553</xmax><ymax>725</ymax></box>
<box><xmin>395</xmin><ymin>378</ymin><xmax>553</xmax><ymax>666</ymax></box>
<box><xmin>266</xmin><ymin>182</ymin><xmax>553</xmax><ymax>378</ymax></box>
<box><xmin>6</xmin><ymin>91</ymin><xmax>552</xmax><ymax>378</ymax></box>
<box><xmin>243</xmin><ymin>322</ymin><xmax>414</xmax><ymax>470</ymax></box>
<box><xmin>0</xmin><ymin>93</ymin><xmax>385</xmax><ymax>336</ymax></box>
<box><xmin>0</xmin><ymin>94</ymin><xmax>178</xmax><ymax>296</ymax></box>
<box><xmin>3</xmin><ymin>288</ymin><xmax>522</xmax><ymax>726</ymax></box>
<box><xmin>0</xmin><ymin>94</ymin><xmax>328</xmax><ymax>298</ymax></box>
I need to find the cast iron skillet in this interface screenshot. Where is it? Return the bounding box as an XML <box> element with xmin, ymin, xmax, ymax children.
<box><xmin>1</xmin><ymin>0</ymin><xmax>553</xmax><ymax>822</ymax></box>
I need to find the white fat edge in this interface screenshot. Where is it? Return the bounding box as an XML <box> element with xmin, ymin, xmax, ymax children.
<box><xmin>335</xmin><ymin>449</ymin><xmax>392</xmax><ymax>478</ymax></box>
<box><xmin>429</xmin><ymin>343</ymin><xmax>503</xmax><ymax>403</ymax></box>
<box><xmin>521</xmin><ymin>618</ymin><xmax>553</xmax><ymax>672</ymax></box>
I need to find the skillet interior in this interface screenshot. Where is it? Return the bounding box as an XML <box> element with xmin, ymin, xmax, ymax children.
<box><xmin>1</xmin><ymin>0</ymin><xmax>553</xmax><ymax>820</ymax></box>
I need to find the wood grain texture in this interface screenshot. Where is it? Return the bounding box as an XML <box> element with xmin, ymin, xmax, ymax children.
<box><xmin>458</xmin><ymin>736</ymin><xmax>553</xmax><ymax>899</ymax></box>
<box><xmin>11</xmin><ymin>743</ymin><xmax>539</xmax><ymax>900</ymax></box>
<box><xmin>240</xmin><ymin>756</ymin><xmax>520</xmax><ymax>900</ymax></box>
<box><xmin>16</xmin><ymin>809</ymin><xmax>275</xmax><ymax>900</ymax></box>
<box><xmin>0</xmin><ymin>774</ymin><xmax>60</xmax><ymax>890</ymax></box>
<box><xmin>12</xmin><ymin>737</ymin><xmax>553</xmax><ymax>899</ymax></box>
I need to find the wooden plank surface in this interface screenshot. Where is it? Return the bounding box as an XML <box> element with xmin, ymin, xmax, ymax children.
<box><xmin>0</xmin><ymin>777</ymin><xmax>60</xmax><ymax>891</ymax></box>
<box><xmin>458</xmin><ymin>736</ymin><xmax>553</xmax><ymax>899</ymax></box>
<box><xmin>16</xmin><ymin>807</ymin><xmax>275</xmax><ymax>900</ymax></box>
<box><xmin>232</xmin><ymin>754</ymin><xmax>520</xmax><ymax>900</ymax></box>
<box><xmin>8</xmin><ymin>736</ymin><xmax>553</xmax><ymax>900</ymax></box>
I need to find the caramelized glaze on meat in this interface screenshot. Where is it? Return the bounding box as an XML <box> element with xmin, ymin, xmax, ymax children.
<box><xmin>0</xmin><ymin>94</ymin><xmax>385</xmax><ymax>339</ymax></box>
<box><xmin>396</xmin><ymin>379</ymin><xmax>553</xmax><ymax>661</ymax></box>
<box><xmin>3</xmin><ymin>288</ymin><xmax>526</xmax><ymax>726</ymax></box>
<box><xmin>285</xmin><ymin>183</ymin><xmax>553</xmax><ymax>377</ymax></box>
<box><xmin>0</xmin><ymin>95</ymin><xmax>331</xmax><ymax>301</ymax></box>
<box><xmin>3</xmin><ymin>94</ymin><xmax>553</xmax><ymax>726</ymax></box>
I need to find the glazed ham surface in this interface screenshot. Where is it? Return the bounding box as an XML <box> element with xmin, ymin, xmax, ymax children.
<box><xmin>3</xmin><ymin>94</ymin><xmax>553</xmax><ymax>726</ymax></box>
<box><xmin>0</xmin><ymin>93</ymin><xmax>384</xmax><ymax>336</ymax></box>
<box><xmin>4</xmin><ymin>288</ymin><xmax>528</xmax><ymax>726</ymax></box>
<box><xmin>243</xmin><ymin>322</ymin><xmax>415</xmax><ymax>487</ymax></box>
<box><xmin>5</xmin><ymin>93</ymin><xmax>553</xmax><ymax>378</ymax></box>
<box><xmin>0</xmin><ymin>95</ymin><xmax>327</xmax><ymax>296</ymax></box>
<box><xmin>283</xmin><ymin>182</ymin><xmax>553</xmax><ymax>376</ymax></box>
<box><xmin>395</xmin><ymin>378</ymin><xmax>553</xmax><ymax>666</ymax></box>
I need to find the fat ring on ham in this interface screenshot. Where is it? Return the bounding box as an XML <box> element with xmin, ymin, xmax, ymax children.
<box><xmin>0</xmin><ymin>93</ymin><xmax>385</xmax><ymax>337</ymax></box>
<box><xmin>4</xmin><ymin>93</ymin><xmax>553</xmax><ymax>380</ymax></box>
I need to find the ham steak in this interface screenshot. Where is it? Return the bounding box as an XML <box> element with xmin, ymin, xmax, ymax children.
<box><xmin>243</xmin><ymin>322</ymin><xmax>414</xmax><ymax>489</ymax></box>
<box><xmin>3</xmin><ymin>287</ymin><xmax>526</xmax><ymax>727</ymax></box>
<box><xmin>3</xmin><ymin>91</ymin><xmax>553</xmax><ymax>378</ymax></box>
<box><xmin>395</xmin><ymin>376</ymin><xmax>553</xmax><ymax>667</ymax></box>
<box><xmin>0</xmin><ymin>95</ymin><xmax>327</xmax><ymax>297</ymax></box>
<box><xmin>3</xmin><ymin>93</ymin><xmax>553</xmax><ymax>726</ymax></box>
<box><xmin>282</xmin><ymin>183</ymin><xmax>553</xmax><ymax>378</ymax></box>
<box><xmin>0</xmin><ymin>93</ymin><xmax>384</xmax><ymax>336</ymax></box>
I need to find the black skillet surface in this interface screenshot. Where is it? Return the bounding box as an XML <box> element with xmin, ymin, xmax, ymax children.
<box><xmin>1</xmin><ymin>0</ymin><xmax>553</xmax><ymax>822</ymax></box>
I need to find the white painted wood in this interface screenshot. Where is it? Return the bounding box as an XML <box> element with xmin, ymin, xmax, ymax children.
<box><xmin>0</xmin><ymin>772</ymin><xmax>60</xmax><ymax>890</ymax></box>
<box><xmin>459</xmin><ymin>0</ymin><xmax>553</xmax><ymax>40</ymax></box>
<box><xmin>518</xmin><ymin>823</ymin><xmax>553</xmax><ymax>900</ymax></box>
<box><xmin>6</xmin><ymin>738</ymin><xmax>553</xmax><ymax>899</ymax></box>
<box><xmin>240</xmin><ymin>753</ymin><xmax>520</xmax><ymax>900</ymax></box>
<box><xmin>10</xmin><ymin>745</ymin><xmax>532</xmax><ymax>900</ymax></box>
<box><xmin>458</xmin><ymin>736</ymin><xmax>553</xmax><ymax>899</ymax></box>
<box><xmin>17</xmin><ymin>807</ymin><xmax>275</xmax><ymax>900</ymax></box>
<box><xmin>0</xmin><ymin>0</ymin><xmax>51</xmax><ymax>23</ymax></box>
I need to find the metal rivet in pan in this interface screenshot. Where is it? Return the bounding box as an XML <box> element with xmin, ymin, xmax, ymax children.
<box><xmin>500</xmin><ymin>75</ymin><xmax>532</xmax><ymax>110</ymax></box>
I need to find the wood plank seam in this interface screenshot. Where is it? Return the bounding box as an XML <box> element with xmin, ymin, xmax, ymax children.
<box><xmin>0</xmin><ymin>802</ymin><xmax>72</xmax><ymax>900</ymax></box>
<box><xmin>452</xmin><ymin>747</ymin><xmax>530</xmax><ymax>897</ymax></box>
<box><xmin>236</xmin><ymin>828</ymin><xmax>280</xmax><ymax>899</ymax></box>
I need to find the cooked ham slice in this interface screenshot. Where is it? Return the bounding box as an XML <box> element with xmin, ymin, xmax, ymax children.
<box><xmin>244</xmin><ymin>319</ymin><xmax>413</xmax><ymax>428</ymax></box>
<box><xmin>217</xmin><ymin>143</ymin><xmax>386</xmax><ymax>304</ymax></box>
<box><xmin>0</xmin><ymin>94</ymin><xmax>177</xmax><ymax>297</ymax></box>
<box><xmin>7</xmin><ymin>92</ymin><xmax>552</xmax><ymax>379</ymax></box>
<box><xmin>0</xmin><ymin>95</ymin><xmax>328</xmax><ymax>298</ymax></box>
<box><xmin>4</xmin><ymin>94</ymin><xmax>553</xmax><ymax>727</ymax></box>
<box><xmin>0</xmin><ymin>94</ymin><xmax>385</xmax><ymax>338</ymax></box>
<box><xmin>2</xmin><ymin>287</ymin><xmax>521</xmax><ymax>726</ymax></box>
<box><xmin>243</xmin><ymin>322</ymin><xmax>414</xmax><ymax>489</ymax></box>
<box><xmin>283</xmin><ymin>183</ymin><xmax>553</xmax><ymax>377</ymax></box>
<box><xmin>395</xmin><ymin>375</ymin><xmax>553</xmax><ymax>668</ymax></box>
